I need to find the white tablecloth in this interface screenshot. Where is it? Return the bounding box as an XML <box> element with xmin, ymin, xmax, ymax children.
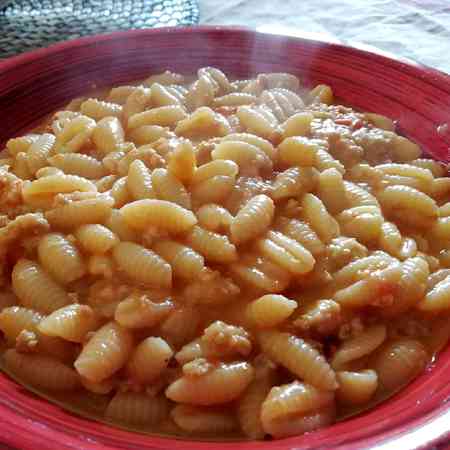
<box><xmin>200</xmin><ymin>0</ymin><xmax>450</xmax><ymax>74</ymax></box>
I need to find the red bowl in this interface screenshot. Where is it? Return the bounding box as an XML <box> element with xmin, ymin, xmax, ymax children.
<box><xmin>1</xmin><ymin>26</ymin><xmax>450</xmax><ymax>450</ymax></box>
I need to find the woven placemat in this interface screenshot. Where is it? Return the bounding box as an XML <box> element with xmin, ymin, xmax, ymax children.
<box><xmin>0</xmin><ymin>0</ymin><xmax>199</xmax><ymax>58</ymax></box>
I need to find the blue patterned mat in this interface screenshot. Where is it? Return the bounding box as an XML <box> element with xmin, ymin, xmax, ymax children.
<box><xmin>0</xmin><ymin>0</ymin><xmax>199</xmax><ymax>57</ymax></box>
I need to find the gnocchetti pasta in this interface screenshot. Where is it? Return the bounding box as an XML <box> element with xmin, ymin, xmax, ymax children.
<box><xmin>0</xmin><ymin>68</ymin><xmax>449</xmax><ymax>440</ymax></box>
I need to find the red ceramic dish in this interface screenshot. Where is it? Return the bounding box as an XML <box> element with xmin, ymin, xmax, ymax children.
<box><xmin>0</xmin><ymin>26</ymin><xmax>450</xmax><ymax>450</ymax></box>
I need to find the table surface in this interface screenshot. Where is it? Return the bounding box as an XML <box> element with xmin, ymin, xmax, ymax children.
<box><xmin>200</xmin><ymin>0</ymin><xmax>450</xmax><ymax>74</ymax></box>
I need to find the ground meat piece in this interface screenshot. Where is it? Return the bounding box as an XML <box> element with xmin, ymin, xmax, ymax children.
<box><xmin>201</xmin><ymin>320</ymin><xmax>252</xmax><ymax>359</ymax></box>
<box><xmin>193</xmin><ymin>138</ymin><xmax>222</xmax><ymax>166</ymax></box>
<box><xmin>0</xmin><ymin>213</ymin><xmax>49</xmax><ymax>250</ymax></box>
<box><xmin>225</xmin><ymin>176</ymin><xmax>273</xmax><ymax>215</ymax></box>
<box><xmin>0</xmin><ymin>213</ymin><xmax>50</xmax><ymax>285</ymax></box>
<box><xmin>352</xmin><ymin>127</ymin><xmax>396</xmax><ymax>165</ymax></box>
<box><xmin>0</xmin><ymin>169</ymin><xmax>24</xmax><ymax>216</ymax></box>
<box><xmin>294</xmin><ymin>299</ymin><xmax>342</xmax><ymax>336</ymax></box>
<box><xmin>183</xmin><ymin>269</ymin><xmax>240</xmax><ymax>306</ymax></box>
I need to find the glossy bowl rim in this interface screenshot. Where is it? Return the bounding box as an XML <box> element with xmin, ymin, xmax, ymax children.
<box><xmin>2</xmin><ymin>25</ymin><xmax>450</xmax><ymax>86</ymax></box>
<box><xmin>1</xmin><ymin>25</ymin><xmax>450</xmax><ymax>450</ymax></box>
